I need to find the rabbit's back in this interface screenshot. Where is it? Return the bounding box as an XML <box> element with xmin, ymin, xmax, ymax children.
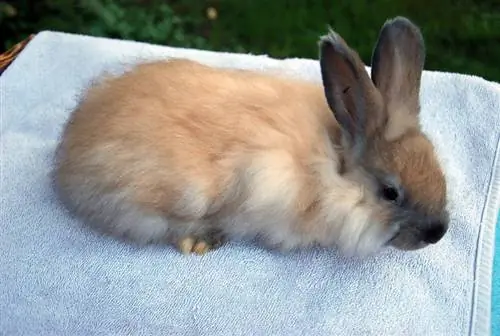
<box><xmin>64</xmin><ymin>58</ymin><xmax>336</xmax><ymax>158</ymax></box>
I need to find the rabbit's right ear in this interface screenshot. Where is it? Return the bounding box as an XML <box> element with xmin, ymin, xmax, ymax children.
<box><xmin>370</xmin><ymin>17</ymin><xmax>425</xmax><ymax>139</ymax></box>
<box><xmin>319</xmin><ymin>30</ymin><xmax>384</xmax><ymax>160</ymax></box>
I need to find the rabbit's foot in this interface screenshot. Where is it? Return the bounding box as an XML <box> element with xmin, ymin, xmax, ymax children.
<box><xmin>177</xmin><ymin>229</ymin><xmax>225</xmax><ymax>255</ymax></box>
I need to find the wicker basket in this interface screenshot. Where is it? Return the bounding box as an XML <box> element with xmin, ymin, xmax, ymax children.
<box><xmin>0</xmin><ymin>34</ymin><xmax>35</xmax><ymax>75</ymax></box>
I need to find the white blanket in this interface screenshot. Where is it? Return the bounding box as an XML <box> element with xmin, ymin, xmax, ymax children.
<box><xmin>1</xmin><ymin>31</ymin><xmax>499</xmax><ymax>336</ymax></box>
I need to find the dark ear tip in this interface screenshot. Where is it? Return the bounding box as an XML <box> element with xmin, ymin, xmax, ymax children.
<box><xmin>318</xmin><ymin>28</ymin><xmax>348</xmax><ymax>56</ymax></box>
<box><xmin>384</xmin><ymin>16</ymin><xmax>416</xmax><ymax>27</ymax></box>
<box><xmin>318</xmin><ymin>31</ymin><xmax>338</xmax><ymax>48</ymax></box>
<box><xmin>381</xmin><ymin>16</ymin><xmax>424</xmax><ymax>43</ymax></box>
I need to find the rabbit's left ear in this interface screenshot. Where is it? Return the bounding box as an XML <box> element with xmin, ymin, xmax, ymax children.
<box><xmin>319</xmin><ymin>29</ymin><xmax>385</xmax><ymax>160</ymax></box>
<box><xmin>370</xmin><ymin>17</ymin><xmax>425</xmax><ymax>121</ymax></box>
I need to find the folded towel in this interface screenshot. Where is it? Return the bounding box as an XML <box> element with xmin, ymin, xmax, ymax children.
<box><xmin>1</xmin><ymin>31</ymin><xmax>499</xmax><ymax>336</ymax></box>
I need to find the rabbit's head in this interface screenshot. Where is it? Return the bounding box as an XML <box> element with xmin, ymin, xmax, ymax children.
<box><xmin>319</xmin><ymin>17</ymin><xmax>449</xmax><ymax>251</ymax></box>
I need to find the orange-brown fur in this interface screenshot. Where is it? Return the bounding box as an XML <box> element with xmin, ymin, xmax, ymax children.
<box><xmin>59</xmin><ymin>59</ymin><xmax>336</xmax><ymax>220</ymax></box>
<box><xmin>374</xmin><ymin>131</ymin><xmax>447</xmax><ymax>213</ymax></box>
<box><xmin>55</xmin><ymin>59</ymin><xmax>352</xmax><ymax>250</ymax></box>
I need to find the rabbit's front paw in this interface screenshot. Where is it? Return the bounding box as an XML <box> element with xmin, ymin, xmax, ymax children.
<box><xmin>177</xmin><ymin>229</ymin><xmax>225</xmax><ymax>255</ymax></box>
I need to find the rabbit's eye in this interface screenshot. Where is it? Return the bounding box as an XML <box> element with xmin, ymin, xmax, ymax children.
<box><xmin>376</xmin><ymin>174</ymin><xmax>404</xmax><ymax>205</ymax></box>
<box><xmin>381</xmin><ymin>184</ymin><xmax>402</xmax><ymax>204</ymax></box>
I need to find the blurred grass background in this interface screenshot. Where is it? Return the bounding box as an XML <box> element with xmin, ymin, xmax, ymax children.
<box><xmin>1</xmin><ymin>0</ymin><xmax>499</xmax><ymax>82</ymax></box>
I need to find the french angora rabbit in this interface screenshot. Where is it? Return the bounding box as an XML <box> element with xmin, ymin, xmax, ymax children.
<box><xmin>53</xmin><ymin>16</ymin><xmax>449</xmax><ymax>257</ymax></box>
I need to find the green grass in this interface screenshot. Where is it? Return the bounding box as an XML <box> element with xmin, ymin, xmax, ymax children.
<box><xmin>1</xmin><ymin>0</ymin><xmax>499</xmax><ymax>82</ymax></box>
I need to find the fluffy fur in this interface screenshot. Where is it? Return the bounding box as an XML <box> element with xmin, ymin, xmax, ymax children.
<box><xmin>53</xmin><ymin>16</ymin><xmax>449</xmax><ymax>257</ymax></box>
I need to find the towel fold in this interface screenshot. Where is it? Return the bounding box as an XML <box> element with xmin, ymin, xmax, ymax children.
<box><xmin>0</xmin><ymin>31</ymin><xmax>499</xmax><ymax>336</ymax></box>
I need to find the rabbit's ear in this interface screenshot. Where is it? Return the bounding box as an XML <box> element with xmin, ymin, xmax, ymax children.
<box><xmin>371</xmin><ymin>17</ymin><xmax>425</xmax><ymax>120</ymax></box>
<box><xmin>319</xmin><ymin>29</ymin><xmax>384</xmax><ymax>159</ymax></box>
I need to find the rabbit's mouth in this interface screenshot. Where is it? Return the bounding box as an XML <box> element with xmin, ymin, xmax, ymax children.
<box><xmin>384</xmin><ymin>231</ymin><xmax>422</xmax><ymax>250</ymax></box>
<box><xmin>384</xmin><ymin>205</ymin><xmax>450</xmax><ymax>251</ymax></box>
<box><xmin>386</xmin><ymin>223</ymin><xmax>447</xmax><ymax>251</ymax></box>
<box><xmin>386</xmin><ymin>231</ymin><xmax>399</xmax><ymax>244</ymax></box>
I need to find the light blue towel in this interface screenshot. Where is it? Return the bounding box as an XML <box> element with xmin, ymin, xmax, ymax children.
<box><xmin>1</xmin><ymin>31</ymin><xmax>499</xmax><ymax>336</ymax></box>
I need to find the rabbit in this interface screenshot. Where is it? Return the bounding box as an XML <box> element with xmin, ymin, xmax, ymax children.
<box><xmin>52</xmin><ymin>16</ymin><xmax>449</xmax><ymax>257</ymax></box>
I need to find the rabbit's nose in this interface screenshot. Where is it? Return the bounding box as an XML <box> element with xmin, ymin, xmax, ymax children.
<box><xmin>421</xmin><ymin>221</ymin><xmax>448</xmax><ymax>244</ymax></box>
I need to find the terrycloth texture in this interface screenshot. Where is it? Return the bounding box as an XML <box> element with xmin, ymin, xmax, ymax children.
<box><xmin>493</xmin><ymin>214</ymin><xmax>500</xmax><ymax>336</ymax></box>
<box><xmin>1</xmin><ymin>31</ymin><xmax>499</xmax><ymax>336</ymax></box>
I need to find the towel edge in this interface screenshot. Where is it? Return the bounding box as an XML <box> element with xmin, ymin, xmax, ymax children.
<box><xmin>470</xmin><ymin>126</ymin><xmax>500</xmax><ymax>335</ymax></box>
